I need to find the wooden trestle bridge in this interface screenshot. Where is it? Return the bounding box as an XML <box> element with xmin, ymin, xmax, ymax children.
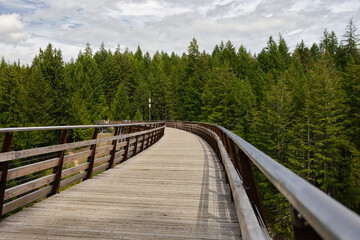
<box><xmin>0</xmin><ymin>122</ymin><xmax>359</xmax><ymax>239</ymax></box>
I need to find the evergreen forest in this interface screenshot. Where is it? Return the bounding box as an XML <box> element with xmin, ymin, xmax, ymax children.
<box><xmin>1</xmin><ymin>19</ymin><xmax>359</xmax><ymax>239</ymax></box>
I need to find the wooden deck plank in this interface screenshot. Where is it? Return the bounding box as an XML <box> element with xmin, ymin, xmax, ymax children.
<box><xmin>0</xmin><ymin>127</ymin><xmax>241</xmax><ymax>239</ymax></box>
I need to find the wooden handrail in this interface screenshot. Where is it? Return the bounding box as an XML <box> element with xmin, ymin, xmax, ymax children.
<box><xmin>0</xmin><ymin>122</ymin><xmax>165</xmax><ymax>221</ymax></box>
<box><xmin>168</xmin><ymin>121</ymin><xmax>360</xmax><ymax>240</ymax></box>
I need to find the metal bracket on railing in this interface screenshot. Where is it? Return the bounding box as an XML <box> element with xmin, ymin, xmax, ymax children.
<box><xmin>290</xmin><ymin>205</ymin><xmax>321</xmax><ymax>240</ymax></box>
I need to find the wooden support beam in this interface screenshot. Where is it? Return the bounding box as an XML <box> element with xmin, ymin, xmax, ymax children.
<box><xmin>85</xmin><ymin>128</ymin><xmax>99</xmax><ymax>180</ymax></box>
<box><xmin>0</xmin><ymin>132</ymin><xmax>13</xmax><ymax>221</ymax></box>
<box><xmin>133</xmin><ymin>135</ymin><xmax>139</xmax><ymax>156</ymax></box>
<box><xmin>140</xmin><ymin>134</ymin><xmax>145</xmax><ymax>152</ymax></box>
<box><xmin>48</xmin><ymin>129</ymin><xmax>68</xmax><ymax>196</ymax></box>
<box><xmin>122</xmin><ymin>137</ymin><xmax>131</xmax><ymax>161</ymax></box>
<box><xmin>237</xmin><ymin>149</ymin><xmax>266</xmax><ymax>226</ymax></box>
<box><xmin>108</xmin><ymin>127</ymin><xmax>120</xmax><ymax>169</ymax></box>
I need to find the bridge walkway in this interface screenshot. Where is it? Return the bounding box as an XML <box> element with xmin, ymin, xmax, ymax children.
<box><xmin>0</xmin><ymin>128</ymin><xmax>241</xmax><ymax>239</ymax></box>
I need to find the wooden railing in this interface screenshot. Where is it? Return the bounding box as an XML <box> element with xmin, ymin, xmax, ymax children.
<box><xmin>168</xmin><ymin>122</ymin><xmax>360</xmax><ymax>240</ymax></box>
<box><xmin>0</xmin><ymin>122</ymin><xmax>165</xmax><ymax>220</ymax></box>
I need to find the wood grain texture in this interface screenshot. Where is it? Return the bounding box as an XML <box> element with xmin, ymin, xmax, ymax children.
<box><xmin>0</xmin><ymin>128</ymin><xmax>241</xmax><ymax>239</ymax></box>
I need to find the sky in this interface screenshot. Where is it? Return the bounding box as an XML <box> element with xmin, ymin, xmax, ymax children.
<box><xmin>0</xmin><ymin>0</ymin><xmax>359</xmax><ymax>65</ymax></box>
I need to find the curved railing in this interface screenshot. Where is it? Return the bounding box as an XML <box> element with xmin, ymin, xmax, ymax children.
<box><xmin>0</xmin><ymin>122</ymin><xmax>165</xmax><ymax>220</ymax></box>
<box><xmin>168</xmin><ymin>122</ymin><xmax>360</xmax><ymax>240</ymax></box>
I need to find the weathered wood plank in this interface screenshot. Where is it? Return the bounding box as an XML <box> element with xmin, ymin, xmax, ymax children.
<box><xmin>63</xmin><ymin>150</ymin><xmax>92</xmax><ymax>166</ymax></box>
<box><xmin>61</xmin><ymin>163</ymin><xmax>89</xmax><ymax>179</ymax></box>
<box><xmin>4</xmin><ymin>174</ymin><xmax>55</xmax><ymax>200</ymax></box>
<box><xmin>59</xmin><ymin>172</ymin><xmax>87</xmax><ymax>189</ymax></box>
<box><xmin>93</xmin><ymin>155</ymin><xmax>111</xmax><ymax>166</ymax></box>
<box><xmin>2</xmin><ymin>186</ymin><xmax>52</xmax><ymax>214</ymax></box>
<box><xmin>0</xmin><ymin>126</ymin><xmax>164</xmax><ymax>163</ymax></box>
<box><xmin>0</xmin><ymin>128</ymin><xmax>240</xmax><ymax>239</ymax></box>
<box><xmin>7</xmin><ymin>158</ymin><xmax>59</xmax><ymax>181</ymax></box>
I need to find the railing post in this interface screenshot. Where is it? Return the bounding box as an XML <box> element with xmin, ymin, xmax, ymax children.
<box><xmin>225</xmin><ymin>135</ymin><xmax>238</xmax><ymax>168</ymax></box>
<box><xmin>148</xmin><ymin>132</ymin><xmax>153</xmax><ymax>147</ymax></box>
<box><xmin>123</xmin><ymin>137</ymin><xmax>131</xmax><ymax>161</ymax></box>
<box><xmin>228</xmin><ymin>138</ymin><xmax>242</xmax><ymax>176</ymax></box>
<box><xmin>140</xmin><ymin>134</ymin><xmax>145</xmax><ymax>152</ymax></box>
<box><xmin>221</xmin><ymin>132</ymin><xmax>231</xmax><ymax>156</ymax></box>
<box><xmin>49</xmin><ymin>129</ymin><xmax>68</xmax><ymax>196</ymax></box>
<box><xmin>133</xmin><ymin>135</ymin><xmax>139</xmax><ymax>156</ymax></box>
<box><xmin>290</xmin><ymin>205</ymin><xmax>321</xmax><ymax>240</ymax></box>
<box><xmin>237</xmin><ymin>149</ymin><xmax>267</xmax><ymax>226</ymax></box>
<box><xmin>151</xmin><ymin>131</ymin><xmax>156</xmax><ymax>145</ymax></box>
<box><xmin>108</xmin><ymin>127</ymin><xmax>120</xmax><ymax>169</ymax></box>
<box><xmin>0</xmin><ymin>132</ymin><xmax>13</xmax><ymax>221</ymax></box>
<box><xmin>155</xmin><ymin>130</ymin><xmax>160</xmax><ymax>142</ymax></box>
<box><xmin>85</xmin><ymin>128</ymin><xmax>99</xmax><ymax>180</ymax></box>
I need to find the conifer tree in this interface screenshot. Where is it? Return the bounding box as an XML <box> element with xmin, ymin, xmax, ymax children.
<box><xmin>34</xmin><ymin>44</ymin><xmax>69</xmax><ymax>125</ymax></box>
<box><xmin>0</xmin><ymin>59</ymin><xmax>22</xmax><ymax>128</ymax></box>
<box><xmin>292</xmin><ymin>54</ymin><xmax>347</xmax><ymax>195</ymax></box>
<box><xmin>111</xmin><ymin>83</ymin><xmax>130</xmax><ymax>120</ymax></box>
<box><xmin>133</xmin><ymin>109</ymin><xmax>143</xmax><ymax>121</ymax></box>
<box><xmin>342</xmin><ymin>18</ymin><xmax>360</xmax><ymax>63</ymax></box>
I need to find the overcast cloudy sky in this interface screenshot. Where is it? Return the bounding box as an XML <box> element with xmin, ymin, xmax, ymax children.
<box><xmin>0</xmin><ymin>0</ymin><xmax>359</xmax><ymax>64</ymax></box>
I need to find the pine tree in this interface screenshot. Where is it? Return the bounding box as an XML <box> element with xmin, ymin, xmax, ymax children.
<box><xmin>293</xmin><ymin>54</ymin><xmax>348</xmax><ymax>195</ymax></box>
<box><xmin>201</xmin><ymin>63</ymin><xmax>238</xmax><ymax>128</ymax></box>
<box><xmin>34</xmin><ymin>44</ymin><xmax>69</xmax><ymax>125</ymax></box>
<box><xmin>320</xmin><ymin>29</ymin><xmax>338</xmax><ymax>64</ymax></box>
<box><xmin>23</xmin><ymin>65</ymin><xmax>54</xmax><ymax>126</ymax></box>
<box><xmin>133</xmin><ymin>109</ymin><xmax>143</xmax><ymax>121</ymax></box>
<box><xmin>343</xmin><ymin>59</ymin><xmax>360</xmax><ymax>148</ymax></box>
<box><xmin>0</xmin><ymin>59</ymin><xmax>22</xmax><ymax>128</ymax></box>
<box><xmin>69</xmin><ymin>91</ymin><xmax>92</xmax><ymax>140</ymax></box>
<box><xmin>75</xmin><ymin>43</ymin><xmax>108</xmax><ymax>122</ymax></box>
<box><xmin>342</xmin><ymin>18</ymin><xmax>360</xmax><ymax>63</ymax></box>
<box><xmin>111</xmin><ymin>83</ymin><xmax>130</xmax><ymax>120</ymax></box>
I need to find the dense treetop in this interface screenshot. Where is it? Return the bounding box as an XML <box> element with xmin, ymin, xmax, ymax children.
<box><xmin>1</xmin><ymin>20</ymin><xmax>359</xmax><ymax>239</ymax></box>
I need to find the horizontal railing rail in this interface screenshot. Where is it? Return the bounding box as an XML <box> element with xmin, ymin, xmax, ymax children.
<box><xmin>0</xmin><ymin>122</ymin><xmax>162</xmax><ymax>133</ymax></box>
<box><xmin>0</xmin><ymin>122</ymin><xmax>165</xmax><ymax>221</ymax></box>
<box><xmin>167</xmin><ymin>122</ymin><xmax>360</xmax><ymax>240</ymax></box>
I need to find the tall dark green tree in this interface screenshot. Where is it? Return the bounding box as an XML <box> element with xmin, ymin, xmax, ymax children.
<box><xmin>111</xmin><ymin>83</ymin><xmax>130</xmax><ymax>120</ymax></box>
<box><xmin>0</xmin><ymin>59</ymin><xmax>22</xmax><ymax>128</ymax></box>
<box><xmin>33</xmin><ymin>44</ymin><xmax>69</xmax><ymax>125</ymax></box>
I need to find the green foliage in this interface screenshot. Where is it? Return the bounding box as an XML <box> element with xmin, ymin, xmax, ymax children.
<box><xmin>0</xmin><ymin>59</ymin><xmax>22</xmax><ymax>128</ymax></box>
<box><xmin>34</xmin><ymin>44</ymin><xmax>70</xmax><ymax>125</ymax></box>
<box><xmin>133</xmin><ymin>109</ymin><xmax>143</xmax><ymax>121</ymax></box>
<box><xmin>1</xmin><ymin>19</ymin><xmax>359</xmax><ymax>239</ymax></box>
<box><xmin>111</xmin><ymin>83</ymin><xmax>130</xmax><ymax>120</ymax></box>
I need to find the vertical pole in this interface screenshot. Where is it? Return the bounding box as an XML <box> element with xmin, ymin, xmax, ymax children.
<box><xmin>228</xmin><ymin>139</ymin><xmax>242</xmax><ymax>175</ymax></box>
<box><xmin>123</xmin><ymin>137</ymin><xmax>131</xmax><ymax>161</ymax></box>
<box><xmin>0</xmin><ymin>132</ymin><xmax>13</xmax><ymax>221</ymax></box>
<box><xmin>225</xmin><ymin>135</ymin><xmax>237</xmax><ymax>167</ymax></box>
<box><xmin>147</xmin><ymin>132</ymin><xmax>152</xmax><ymax>147</ymax></box>
<box><xmin>290</xmin><ymin>205</ymin><xmax>321</xmax><ymax>240</ymax></box>
<box><xmin>222</xmin><ymin>132</ymin><xmax>231</xmax><ymax>156</ymax></box>
<box><xmin>237</xmin><ymin>149</ymin><xmax>267</xmax><ymax>227</ymax></box>
<box><xmin>140</xmin><ymin>134</ymin><xmax>145</xmax><ymax>152</ymax></box>
<box><xmin>122</xmin><ymin>126</ymin><xmax>132</xmax><ymax>162</ymax></box>
<box><xmin>133</xmin><ymin>135</ymin><xmax>139</xmax><ymax>156</ymax></box>
<box><xmin>150</xmin><ymin>131</ymin><xmax>155</xmax><ymax>146</ymax></box>
<box><xmin>49</xmin><ymin>129</ymin><xmax>68</xmax><ymax>196</ymax></box>
<box><xmin>108</xmin><ymin>127</ymin><xmax>120</xmax><ymax>169</ymax></box>
<box><xmin>85</xmin><ymin>128</ymin><xmax>99</xmax><ymax>180</ymax></box>
<box><xmin>149</xmin><ymin>92</ymin><xmax>151</xmax><ymax>121</ymax></box>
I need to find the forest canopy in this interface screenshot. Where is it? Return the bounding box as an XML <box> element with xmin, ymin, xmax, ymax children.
<box><xmin>1</xmin><ymin>19</ymin><xmax>359</xmax><ymax>239</ymax></box>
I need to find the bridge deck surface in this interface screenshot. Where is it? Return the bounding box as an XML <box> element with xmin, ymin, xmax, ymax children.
<box><xmin>0</xmin><ymin>127</ymin><xmax>241</xmax><ymax>239</ymax></box>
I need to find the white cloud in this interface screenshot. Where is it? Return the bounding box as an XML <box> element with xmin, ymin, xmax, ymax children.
<box><xmin>328</xmin><ymin>0</ymin><xmax>360</xmax><ymax>13</ymax></box>
<box><xmin>0</xmin><ymin>14</ymin><xmax>25</xmax><ymax>42</ymax></box>
<box><xmin>0</xmin><ymin>0</ymin><xmax>359</xmax><ymax>64</ymax></box>
<box><xmin>116</xmin><ymin>0</ymin><xmax>189</xmax><ymax>18</ymax></box>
